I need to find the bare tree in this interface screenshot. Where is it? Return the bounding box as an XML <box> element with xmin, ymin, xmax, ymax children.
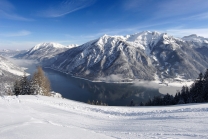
<box><xmin>32</xmin><ymin>66</ymin><xmax>51</xmax><ymax>96</ymax></box>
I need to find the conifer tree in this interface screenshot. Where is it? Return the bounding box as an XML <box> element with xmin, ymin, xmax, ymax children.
<box><xmin>195</xmin><ymin>73</ymin><xmax>204</xmax><ymax>102</ymax></box>
<box><xmin>14</xmin><ymin>80</ymin><xmax>21</xmax><ymax>96</ymax></box>
<box><xmin>202</xmin><ymin>69</ymin><xmax>208</xmax><ymax>101</ymax></box>
<box><xmin>13</xmin><ymin>66</ymin><xmax>51</xmax><ymax>96</ymax></box>
<box><xmin>20</xmin><ymin>72</ymin><xmax>30</xmax><ymax>95</ymax></box>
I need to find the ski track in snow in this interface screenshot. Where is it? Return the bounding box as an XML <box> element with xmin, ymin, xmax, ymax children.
<box><xmin>0</xmin><ymin>95</ymin><xmax>208</xmax><ymax>139</ymax></box>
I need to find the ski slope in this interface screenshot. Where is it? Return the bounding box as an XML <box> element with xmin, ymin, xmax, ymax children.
<box><xmin>0</xmin><ymin>95</ymin><xmax>208</xmax><ymax>139</ymax></box>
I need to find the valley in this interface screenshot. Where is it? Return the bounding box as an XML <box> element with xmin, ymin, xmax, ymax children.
<box><xmin>2</xmin><ymin>31</ymin><xmax>207</xmax><ymax>105</ymax></box>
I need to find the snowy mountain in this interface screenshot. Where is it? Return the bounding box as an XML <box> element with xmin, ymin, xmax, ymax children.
<box><xmin>67</xmin><ymin>44</ymin><xmax>79</xmax><ymax>49</ymax></box>
<box><xmin>0</xmin><ymin>95</ymin><xmax>208</xmax><ymax>138</ymax></box>
<box><xmin>182</xmin><ymin>34</ymin><xmax>208</xmax><ymax>48</ymax></box>
<box><xmin>182</xmin><ymin>34</ymin><xmax>208</xmax><ymax>58</ymax></box>
<box><xmin>0</xmin><ymin>56</ymin><xmax>25</xmax><ymax>95</ymax></box>
<box><xmin>14</xmin><ymin>42</ymin><xmax>70</xmax><ymax>64</ymax></box>
<box><xmin>0</xmin><ymin>49</ymin><xmax>26</xmax><ymax>57</ymax></box>
<box><xmin>44</xmin><ymin>31</ymin><xmax>208</xmax><ymax>81</ymax></box>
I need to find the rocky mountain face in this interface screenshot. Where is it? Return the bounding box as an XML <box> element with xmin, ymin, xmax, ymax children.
<box><xmin>43</xmin><ymin>31</ymin><xmax>208</xmax><ymax>81</ymax></box>
<box><xmin>14</xmin><ymin>42</ymin><xmax>77</xmax><ymax>64</ymax></box>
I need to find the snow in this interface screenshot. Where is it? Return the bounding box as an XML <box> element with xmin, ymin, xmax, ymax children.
<box><xmin>182</xmin><ymin>34</ymin><xmax>208</xmax><ymax>48</ymax></box>
<box><xmin>32</xmin><ymin>42</ymin><xmax>67</xmax><ymax>51</ymax></box>
<box><xmin>0</xmin><ymin>56</ymin><xmax>25</xmax><ymax>76</ymax></box>
<box><xmin>0</xmin><ymin>95</ymin><xmax>208</xmax><ymax>139</ymax></box>
<box><xmin>126</xmin><ymin>31</ymin><xmax>162</xmax><ymax>55</ymax></box>
<box><xmin>67</xmin><ymin>44</ymin><xmax>78</xmax><ymax>49</ymax></box>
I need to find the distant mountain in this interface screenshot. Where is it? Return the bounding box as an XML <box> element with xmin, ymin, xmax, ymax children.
<box><xmin>14</xmin><ymin>42</ymin><xmax>71</xmax><ymax>64</ymax></box>
<box><xmin>182</xmin><ymin>34</ymin><xmax>208</xmax><ymax>48</ymax></box>
<box><xmin>182</xmin><ymin>34</ymin><xmax>208</xmax><ymax>58</ymax></box>
<box><xmin>44</xmin><ymin>31</ymin><xmax>208</xmax><ymax>81</ymax></box>
<box><xmin>0</xmin><ymin>49</ymin><xmax>26</xmax><ymax>57</ymax></box>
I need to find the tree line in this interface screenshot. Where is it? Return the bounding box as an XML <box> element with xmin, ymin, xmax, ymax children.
<box><xmin>87</xmin><ymin>100</ymin><xmax>108</xmax><ymax>106</ymax></box>
<box><xmin>13</xmin><ymin>66</ymin><xmax>51</xmax><ymax>96</ymax></box>
<box><xmin>139</xmin><ymin>69</ymin><xmax>208</xmax><ymax>106</ymax></box>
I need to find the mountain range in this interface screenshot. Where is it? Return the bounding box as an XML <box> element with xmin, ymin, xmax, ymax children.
<box><xmin>14</xmin><ymin>42</ymin><xmax>78</xmax><ymax>64</ymax></box>
<box><xmin>14</xmin><ymin>31</ymin><xmax>208</xmax><ymax>82</ymax></box>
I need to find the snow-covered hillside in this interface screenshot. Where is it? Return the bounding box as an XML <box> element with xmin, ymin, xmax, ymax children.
<box><xmin>0</xmin><ymin>56</ymin><xmax>25</xmax><ymax>76</ymax></box>
<box><xmin>14</xmin><ymin>42</ymin><xmax>70</xmax><ymax>64</ymax></box>
<box><xmin>0</xmin><ymin>95</ymin><xmax>208</xmax><ymax>139</ymax></box>
<box><xmin>46</xmin><ymin>31</ymin><xmax>208</xmax><ymax>81</ymax></box>
<box><xmin>0</xmin><ymin>56</ymin><xmax>25</xmax><ymax>95</ymax></box>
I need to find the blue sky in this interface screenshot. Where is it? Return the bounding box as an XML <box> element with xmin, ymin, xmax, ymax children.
<box><xmin>0</xmin><ymin>0</ymin><xmax>208</xmax><ymax>49</ymax></box>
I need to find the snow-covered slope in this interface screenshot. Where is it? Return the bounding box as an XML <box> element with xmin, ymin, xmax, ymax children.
<box><xmin>14</xmin><ymin>42</ymin><xmax>70</xmax><ymax>63</ymax></box>
<box><xmin>47</xmin><ymin>34</ymin><xmax>157</xmax><ymax>80</ymax></box>
<box><xmin>182</xmin><ymin>34</ymin><xmax>208</xmax><ymax>48</ymax></box>
<box><xmin>0</xmin><ymin>56</ymin><xmax>24</xmax><ymax>76</ymax></box>
<box><xmin>0</xmin><ymin>56</ymin><xmax>25</xmax><ymax>95</ymax></box>
<box><xmin>45</xmin><ymin>31</ymin><xmax>208</xmax><ymax>81</ymax></box>
<box><xmin>0</xmin><ymin>95</ymin><xmax>208</xmax><ymax>139</ymax></box>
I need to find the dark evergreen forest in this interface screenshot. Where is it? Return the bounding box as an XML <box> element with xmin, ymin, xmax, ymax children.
<box><xmin>140</xmin><ymin>69</ymin><xmax>208</xmax><ymax>106</ymax></box>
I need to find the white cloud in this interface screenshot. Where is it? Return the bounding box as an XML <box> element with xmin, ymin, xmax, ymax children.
<box><xmin>184</xmin><ymin>12</ymin><xmax>208</xmax><ymax>20</ymax></box>
<box><xmin>0</xmin><ymin>0</ymin><xmax>14</xmax><ymax>12</ymax></box>
<box><xmin>0</xmin><ymin>30</ymin><xmax>31</xmax><ymax>37</ymax></box>
<box><xmin>38</xmin><ymin>0</ymin><xmax>95</xmax><ymax>18</ymax></box>
<box><xmin>0</xmin><ymin>0</ymin><xmax>33</xmax><ymax>21</ymax></box>
<box><xmin>123</xmin><ymin>0</ymin><xmax>208</xmax><ymax>20</ymax></box>
<box><xmin>155</xmin><ymin>0</ymin><xmax>208</xmax><ymax>18</ymax></box>
<box><xmin>123</xmin><ymin>0</ymin><xmax>149</xmax><ymax>11</ymax></box>
<box><xmin>0</xmin><ymin>10</ymin><xmax>33</xmax><ymax>21</ymax></box>
<box><xmin>165</xmin><ymin>28</ymin><xmax>208</xmax><ymax>38</ymax></box>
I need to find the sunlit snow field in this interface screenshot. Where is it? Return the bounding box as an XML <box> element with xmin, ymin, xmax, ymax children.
<box><xmin>0</xmin><ymin>95</ymin><xmax>208</xmax><ymax>139</ymax></box>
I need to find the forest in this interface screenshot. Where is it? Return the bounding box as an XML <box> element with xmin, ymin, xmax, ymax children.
<box><xmin>13</xmin><ymin>66</ymin><xmax>51</xmax><ymax>96</ymax></box>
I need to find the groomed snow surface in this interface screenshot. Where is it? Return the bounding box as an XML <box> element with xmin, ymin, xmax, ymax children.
<box><xmin>0</xmin><ymin>96</ymin><xmax>208</xmax><ymax>139</ymax></box>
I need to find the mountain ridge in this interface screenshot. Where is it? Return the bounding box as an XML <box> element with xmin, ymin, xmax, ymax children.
<box><xmin>45</xmin><ymin>31</ymin><xmax>208</xmax><ymax>81</ymax></box>
<box><xmin>13</xmin><ymin>31</ymin><xmax>208</xmax><ymax>82</ymax></box>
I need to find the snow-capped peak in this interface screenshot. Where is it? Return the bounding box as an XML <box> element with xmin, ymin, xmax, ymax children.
<box><xmin>94</xmin><ymin>34</ymin><xmax>125</xmax><ymax>47</ymax></box>
<box><xmin>29</xmin><ymin>42</ymin><xmax>67</xmax><ymax>53</ymax></box>
<box><xmin>33</xmin><ymin>42</ymin><xmax>66</xmax><ymax>50</ymax></box>
<box><xmin>182</xmin><ymin>34</ymin><xmax>208</xmax><ymax>44</ymax></box>
<box><xmin>67</xmin><ymin>44</ymin><xmax>79</xmax><ymax>49</ymax></box>
<box><xmin>15</xmin><ymin>42</ymin><xmax>70</xmax><ymax>61</ymax></box>
<box><xmin>125</xmin><ymin>31</ymin><xmax>163</xmax><ymax>53</ymax></box>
